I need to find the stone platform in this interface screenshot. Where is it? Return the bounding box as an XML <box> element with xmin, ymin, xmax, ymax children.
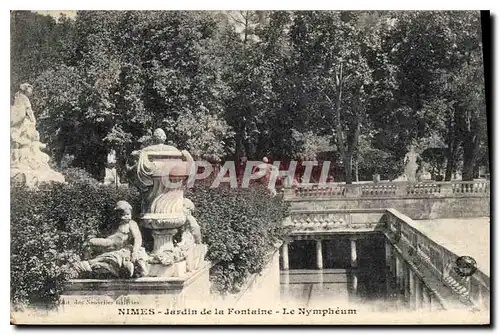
<box><xmin>59</xmin><ymin>261</ymin><xmax>211</xmax><ymax>312</ymax></box>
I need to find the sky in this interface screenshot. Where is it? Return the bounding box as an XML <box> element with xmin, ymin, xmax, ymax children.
<box><xmin>34</xmin><ymin>10</ymin><xmax>77</xmax><ymax>19</ymax></box>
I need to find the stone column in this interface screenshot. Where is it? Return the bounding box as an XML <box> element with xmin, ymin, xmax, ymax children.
<box><xmin>352</xmin><ymin>272</ymin><xmax>358</xmax><ymax>295</ymax></box>
<box><xmin>422</xmin><ymin>287</ymin><xmax>431</xmax><ymax>311</ymax></box>
<box><xmin>385</xmin><ymin>239</ymin><xmax>392</xmax><ymax>270</ymax></box>
<box><xmin>409</xmin><ymin>269</ymin><xmax>415</xmax><ymax>309</ymax></box>
<box><xmin>350</xmin><ymin>237</ymin><xmax>358</xmax><ymax>268</ymax></box>
<box><xmin>281</xmin><ymin>240</ymin><xmax>289</xmax><ymax>270</ymax></box>
<box><xmin>404</xmin><ymin>264</ymin><xmax>410</xmax><ymax>300</ymax></box>
<box><xmin>316</xmin><ymin>239</ymin><xmax>323</xmax><ymax>269</ymax></box>
<box><xmin>391</xmin><ymin>250</ymin><xmax>396</xmax><ymax>276</ymax></box>
<box><xmin>415</xmin><ymin>278</ymin><xmax>422</xmax><ymax>309</ymax></box>
<box><xmin>395</xmin><ymin>255</ymin><xmax>401</xmax><ymax>287</ymax></box>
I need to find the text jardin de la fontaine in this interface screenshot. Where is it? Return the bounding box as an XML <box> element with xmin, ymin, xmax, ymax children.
<box><xmin>118</xmin><ymin>307</ymin><xmax>358</xmax><ymax>317</ymax></box>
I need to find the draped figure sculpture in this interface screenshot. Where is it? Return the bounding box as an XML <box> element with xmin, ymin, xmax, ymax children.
<box><xmin>10</xmin><ymin>83</ymin><xmax>65</xmax><ymax>187</ymax></box>
<box><xmin>403</xmin><ymin>145</ymin><xmax>421</xmax><ymax>183</ymax></box>
<box><xmin>103</xmin><ymin>149</ymin><xmax>120</xmax><ymax>186</ymax></box>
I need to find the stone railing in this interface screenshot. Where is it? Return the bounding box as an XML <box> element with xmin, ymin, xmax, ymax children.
<box><xmin>285</xmin><ymin>209</ymin><xmax>386</xmax><ymax>234</ymax></box>
<box><xmin>383</xmin><ymin>209</ymin><xmax>490</xmax><ymax>311</ymax></box>
<box><xmin>283</xmin><ymin>207</ymin><xmax>490</xmax><ymax>311</ymax></box>
<box><xmin>285</xmin><ymin>180</ymin><xmax>490</xmax><ymax>199</ymax></box>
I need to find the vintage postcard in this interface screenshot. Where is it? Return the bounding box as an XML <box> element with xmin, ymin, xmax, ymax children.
<box><xmin>10</xmin><ymin>10</ymin><xmax>490</xmax><ymax>325</ymax></box>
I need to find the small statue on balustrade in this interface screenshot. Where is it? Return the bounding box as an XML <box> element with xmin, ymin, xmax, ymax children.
<box><xmin>103</xmin><ymin>149</ymin><xmax>120</xmax><ymax>186</ymax></box>
<box><xmin>403</xmin><ymin>144</ymin><xmax>422</xmax><ymax>183</ymax></box>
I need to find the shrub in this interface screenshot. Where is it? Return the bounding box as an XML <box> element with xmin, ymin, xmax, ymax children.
<box><xmin>11</xmin><ymin>179</ymin><xmax>289</xmax><ymax>308</ymax></box>
<box><xmin>60</xmin><ymin>167</ymin><xmax>101</xmax><ymax>186</ymax></box>
<box><xmin>186</xmin><ymin>182</ymin><xmax>290</xmax><ymax>294</ymax></box>
<box><xmin>10</xmin><ymin>181</ymin><xmax>140</xmax><ymax>309</ymax></box>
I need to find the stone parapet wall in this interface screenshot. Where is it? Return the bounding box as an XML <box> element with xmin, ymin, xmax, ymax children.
<box><xmin>210</xmin><ymin>249</ymin><xmax>281</xmax><ymax>309</ymax></box>
<box><xmin>288</xmin><ymin>196</ymin><xmax>490</xmax><ymax>220</ymax></box>
<box><xmin>285</xmin><ymin>181</ymin><xmax>490</xmax><ymax>220</ymax></box>
<box><xmin>285</xmin><ymin>180</ymin><xmax>490</xmax><ymax>199</ymax></box>
<box><xmin>384</xmin><ymin>209</ymin><xmax>490</xmax><ymax>312</ymax></box>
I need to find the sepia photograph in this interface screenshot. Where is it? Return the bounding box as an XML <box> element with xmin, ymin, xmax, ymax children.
<box><xmin>9</xmin><ymin>9</ymin><xmax>491</xmax><ymax>325</ymax></box>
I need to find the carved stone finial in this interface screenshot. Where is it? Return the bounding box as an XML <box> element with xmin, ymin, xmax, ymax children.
<box><xmin>153</xmin><ymin>128</ymin><xmax>167</xmax><ymax>144</ymax></box>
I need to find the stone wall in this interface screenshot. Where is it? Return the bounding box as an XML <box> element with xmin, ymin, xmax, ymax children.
<box><xmin>59</xmin><ymin>261</ymin><xmax>212</xmax><ymax>312</ymax></box>
<box><xmin>210</xmin><ymin>248</ymin><xmax>281</xmax><ymax>309</ymax></box>
<box><xmin>288</xmin><ymin>196</ymin><xmax>490</xmax><ymax>220</ymax></box>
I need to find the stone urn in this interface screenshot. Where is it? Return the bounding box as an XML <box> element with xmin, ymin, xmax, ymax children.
<box><xmin>130</xmin><ymin>129</ymin><xmax>194</xmax><ymax>260</ymax></box>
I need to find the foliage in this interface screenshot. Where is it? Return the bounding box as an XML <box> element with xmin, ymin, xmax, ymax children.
<box><xmin>357</xmin><ymin>135</ymin><xmax>401</xmax><ymax>181</ymax></box>
<box><xmin>29</xmin><ymin>11</ymin><xmax>234</xmax><ymax>177</ymax></box>
<box><xmin>10</xmin><ymin>11</ymin><xmax>74</xmax><ymax>98</ymax></box>
<box><xmin>12</xmin><ymin>10</ymin><xmax>488</xmax><ymax>182</ymax></box>
<box><xmin>11</xmin><ymin>179</ymin><xmax>289</xmax><ymax>306</ymax></box>
<box><xmin>291</xmin><ymin>129</ymin><xmax>335</xmax><ymax>161</ymax></box>
<box><xmin>375</xmin><ymin>11</ymin><xmax>487</xmax><ymax>180</ymax></box>
<box><xmin>186</xmin><ymin>182</ymin><xmax>290</xmax><ymax>294</ymax></box>
<box><xmin>10</xmin><ymin>181</ymin><xmax>139</xmax><ymax>309</ymax></box>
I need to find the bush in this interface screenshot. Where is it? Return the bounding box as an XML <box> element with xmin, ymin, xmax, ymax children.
<box><xmin>60</xmin><ymin>167</ymin><xmax>101</xmax><ymax>186</ymax></box>
<box><xmin>11</xmin><ymin>179</ymin><xmax>289</xmax><ymax>307</ymax></box>
<box><xmin>10</xmin><ymin>181</ymin><xmax>140</xmax><ymax>309</ymax></box>
<box><xmin>186</xmin><ymin>182</ymin><xmax>290</xmax><ymax>294</ymax></box>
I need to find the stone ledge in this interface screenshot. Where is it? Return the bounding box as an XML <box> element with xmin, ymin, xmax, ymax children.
<box><xmin>286</xmin><ymin>194</ymin><xmax>490</xmax><ymax>202</ymax></box>
<box><xmin>64</xmin><ymin>261</ymin><xmax>211</xmax><ymax>295</ymax></box>
<box><xmin>290</xmin><ymin>208</ymin><xmax>388</xmax><ymax>214</ymax></box>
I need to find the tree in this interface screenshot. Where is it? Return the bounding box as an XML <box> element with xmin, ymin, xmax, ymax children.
<box><xmin>376</xmin><ymin>11</ymin><xmax>486</xmax><ymax>181</ymax></box>
<box><xmin>288</xmin><ymin>11</ymin><xmax>390</xmax><ymax>183</ymax></box>
<box><xmin>29</xmin><ymin>11</ymin><xmax>235</xmax><ymax>177</ymax></box>
<box><xmin>10</xmin><ymin>11</ymin><xmax>74</xmax><ymax>99</ymax></box>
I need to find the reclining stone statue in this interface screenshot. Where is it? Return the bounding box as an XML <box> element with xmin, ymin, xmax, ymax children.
<box><xmin>72</xmin><ymin>200</ymin><xmax>148</xmax><ymax>278</ymax></box>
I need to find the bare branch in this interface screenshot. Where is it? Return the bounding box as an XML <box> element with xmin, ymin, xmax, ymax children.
<box><xmin>228</xmin><ymin>13</ymin><xmax>246</xmax><ymax>26</ymax></box>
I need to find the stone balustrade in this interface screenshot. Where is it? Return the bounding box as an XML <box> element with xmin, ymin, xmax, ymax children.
<box><xmin>285</xmin><ymin>180</ymin><xmax>490</xmax><ymax>199</ymax></box>
<box><xmin>285</xmin><ymin>209</ymin><xmax>386</xmax><ymax>234</ymax></box>
<box><xmin>284</xmin><ymin>180</ymin><xmax>490</xmax><ymax>220</ymax></box>
<box><xmin>383</xmin><ymin>209</ymin><xmax>490</xmax><ymax>312</ymax></box>
<box><xmin>283</xmin><ymin>207</ymin><xmax>490</xmax><ymax>312</ymax></box>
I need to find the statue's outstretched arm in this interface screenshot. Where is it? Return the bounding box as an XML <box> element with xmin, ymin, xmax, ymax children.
<box><xmin>129</xmin><ymin>220</ymin><xmax>143</xmax><ymax>260</ymax></box>
<box><xmin>89</xmin><ymin>237</ymin><xmax>114</xmax><ymax>248</ymax></box>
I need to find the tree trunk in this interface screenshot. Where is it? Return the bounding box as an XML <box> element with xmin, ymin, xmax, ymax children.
<box><xmin>444</xmin><ymin>109</ymin><xmax>457</xmax><ymax>181</ymax></box>
<box><xmin>355</xmin><ymin>157</ymin><xmax>359</xmax><ymax>183</ymax></box>
<box><xmin>344</xmin><ymin>152</ymin><xmax>353</xmax><ymax>184</ymax></box>
<box><xmin>235</xmin><ymin>131</ymin><xmax>244</xmax><ymax>161</ymax></box>
<box><xmin>462</xmin><ymin>132</ymin><xmax>479</xmax><ymax>181</ymax></box>
<box><xmin>444</xmin><ymin>142</ymin><xmax>456</xmax><ymax>181</ymax></box>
